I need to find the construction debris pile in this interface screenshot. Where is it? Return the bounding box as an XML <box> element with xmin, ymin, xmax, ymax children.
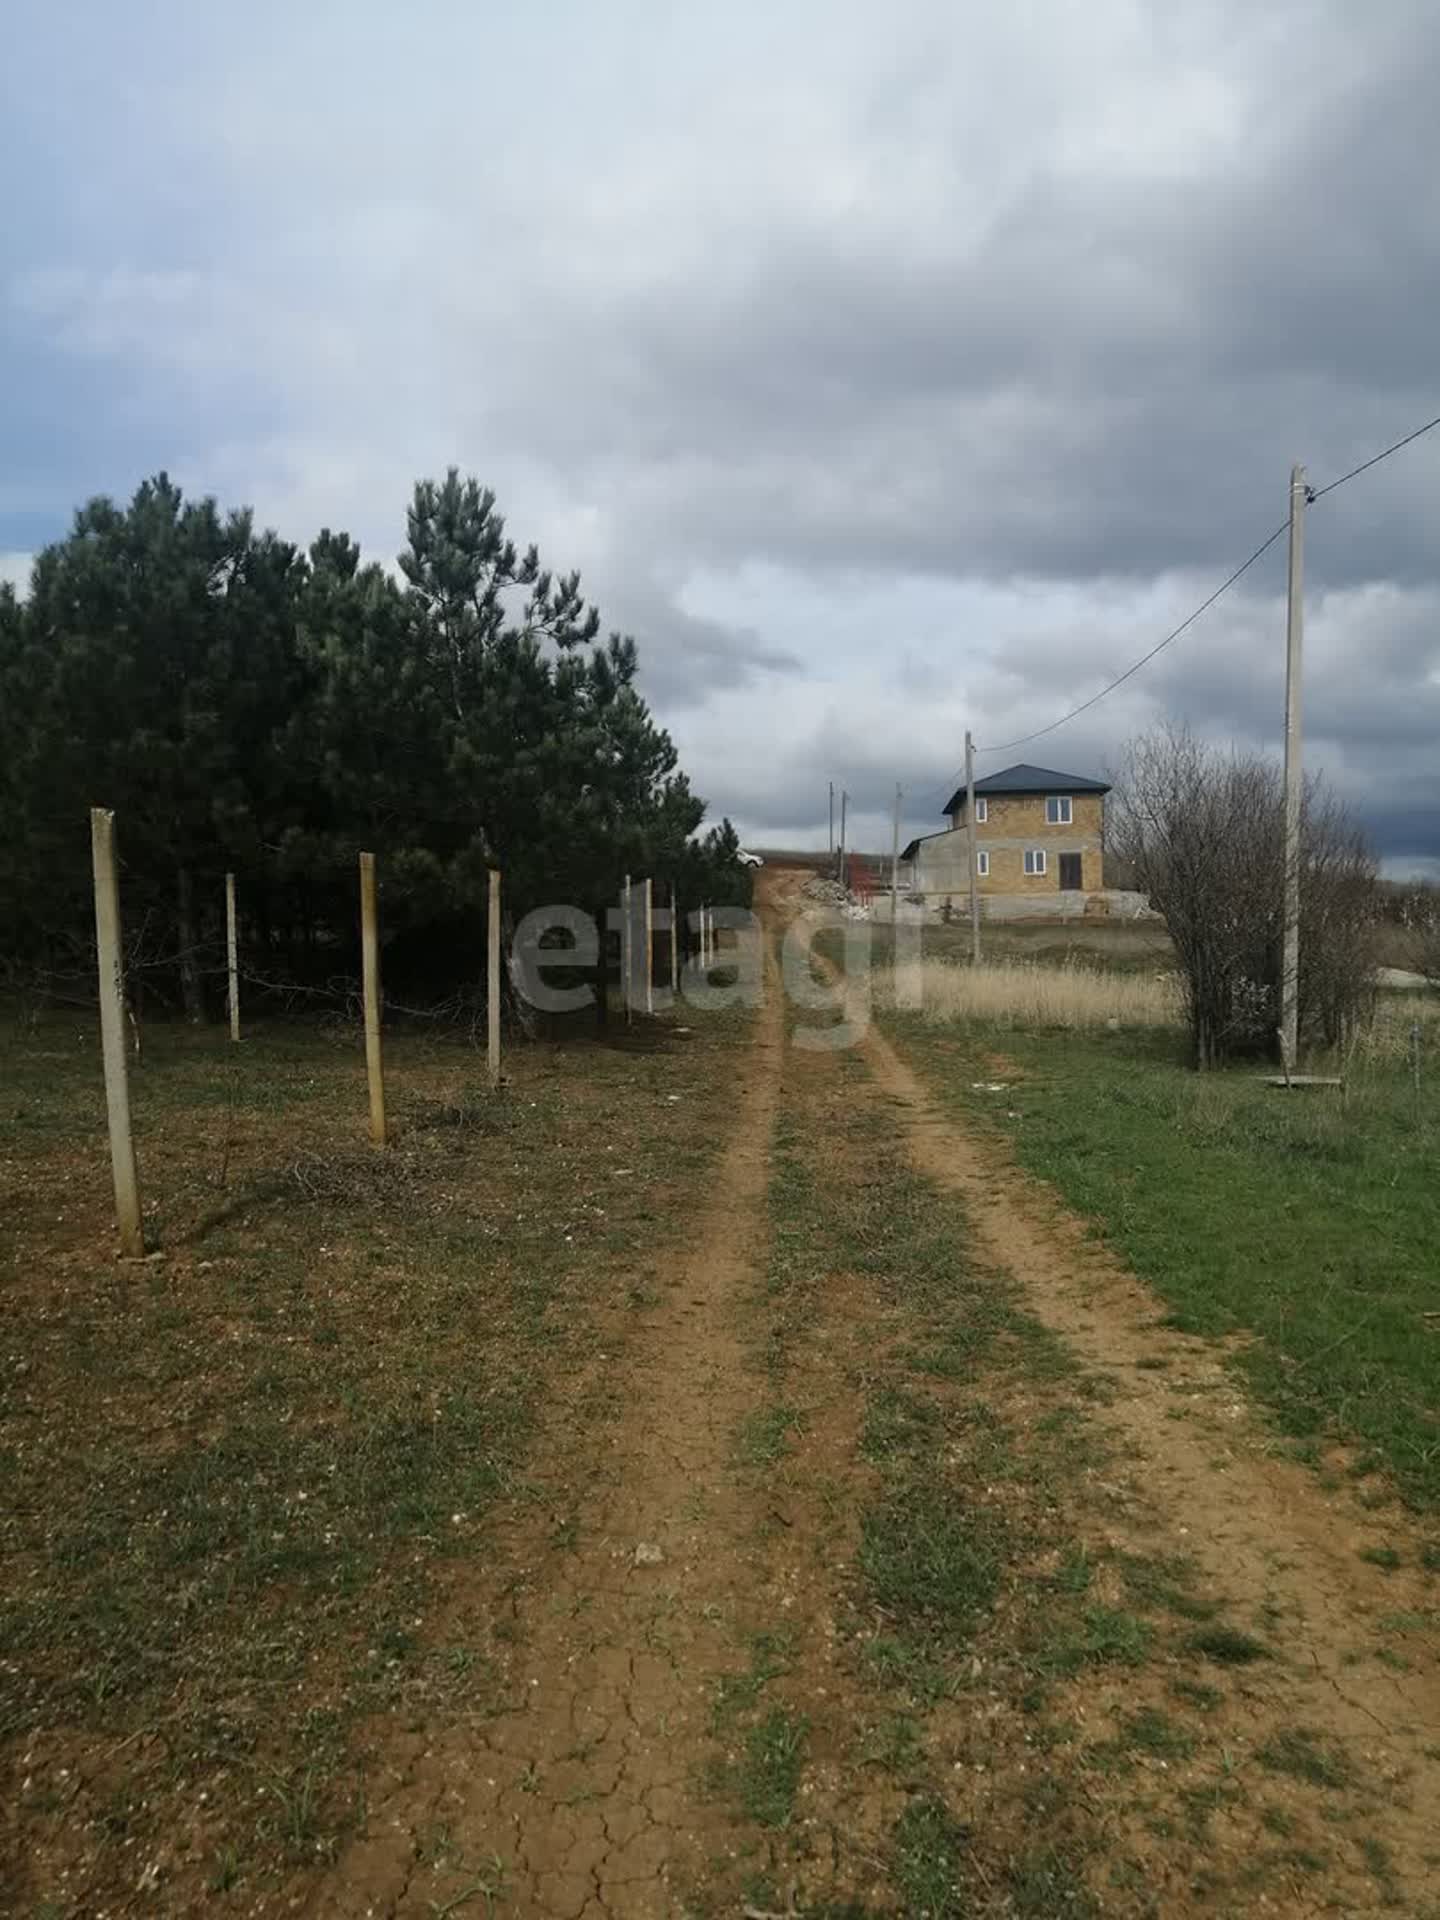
<box><xmin>800</xmin><ymin>874</ymin><xmax>871</xmax><ymax>920</ymax></box>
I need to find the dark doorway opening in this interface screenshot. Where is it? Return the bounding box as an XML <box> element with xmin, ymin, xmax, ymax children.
<box><xmin>1058</xmin><ymin>852</ymin><xmax>1082</xmax><ymax>890</ymax></box>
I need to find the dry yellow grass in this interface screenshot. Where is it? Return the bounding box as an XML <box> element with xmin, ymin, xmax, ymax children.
<box><xmin>882</xmin><ymin>957</ymin><xmax>1438</xmax><ymax>1052</ymax></box>
<box><xmin>1353</xmin><ymin>985</ymin><xmax>1440</xmax><ymax>1063</ymax></box>
<box><xmin>886</xmin><ymin>958</ymin><xmax>1183</xmax><ymax>1029</ymax></box>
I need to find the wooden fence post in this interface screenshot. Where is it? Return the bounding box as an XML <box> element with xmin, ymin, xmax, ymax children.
<box><xmin>670</xmin><ymin>886</ymin><xmax>680</xmax><ymax>995</ymax></box>
<box><xmin>90</xmin><ymin>808</ymin><xmax>144</xmax><ymax>1257</ymax></box>
<box><xmin>359</xmin><ymin>852</ymin><xmax>386</xmax><ymax>1147</ymax></box>
<box><xmin>225</xmin><ymin>872</ymin><xmax>241</xmax><ymax>1043</ymax></box>
<box><xmin>488</xmin><ymin>866</ymin><xmax>502</xmax><ymax>1088</ymax></box>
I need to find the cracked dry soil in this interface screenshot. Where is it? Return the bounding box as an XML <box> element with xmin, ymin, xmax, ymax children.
<box><xmin>308</xmin><ymin>938</ymin><xmax>787</xmax><ymax>1919</ymax></box>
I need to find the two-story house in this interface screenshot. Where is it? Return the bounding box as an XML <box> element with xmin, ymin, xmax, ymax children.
<box><xmin>901</xmin><ymin>763</ymin><xmax>1110</xmax><ymax>910</ymax></box>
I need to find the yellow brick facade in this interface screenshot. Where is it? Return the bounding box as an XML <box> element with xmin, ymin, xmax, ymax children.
<box><xmin>949</xmin><ymin>792</ymin><xmax>1104</xmax><ymax>894</ymax></box>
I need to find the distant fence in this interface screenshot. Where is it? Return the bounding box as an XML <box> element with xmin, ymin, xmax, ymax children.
<box><xmin>64</xmin><ymin>808</ymin><xmax>722</xmax><ymax>1257</ymax></box>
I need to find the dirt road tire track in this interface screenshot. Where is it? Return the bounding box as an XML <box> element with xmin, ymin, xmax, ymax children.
<box><xmin>860</xmin><ymin>1015</ymin><xmax>1440</xmax><ymax>1906</ymax></box>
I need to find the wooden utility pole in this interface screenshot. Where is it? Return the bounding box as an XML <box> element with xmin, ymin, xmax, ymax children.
<box><xmin>838</xmin><ymin>791</ymin><xmax>848</xmax><ymax>890</ymax></box>
<box><xmin>829</xmin><ymin>781</ymin><xmax>835</xmax><ymax>871</ymax></box>
<box><xmin>1280</xmin><ymin>464</ymin><xmax>1307</xmax><ymax>1071</ymax></box>
<box><xmin>487</xmin><ymin>867</ymin><xmax>502</xmax><ymax>1088</ymax></box>
<box><xmin>225</xmin><ymin>871</ymin><xmax>241</xmax><ymax>1043</ymax></box>
<box><xmin>91</xmin><ymin>809</ymin><xmax>144</xmax><ymax>1257</ymax></box>
<box><xmin>670</xmin><ymin>885</ymin><xmax>680</xmax><ymax>995</ymax></box>
<box><xmin>643</xmin><ymin>877</ymin><xmax>654</xmax><ymax>1014</ymax></box>
<box><xmin>359</xmin><ymin>852</ymin><xmax>386</xmax><ymax>1147</ymax></box>
<box><xmin>965</xmin><ymin>731</ymin><xmax>982</xmax><ymax>964</ymax></box>
<box><xmin>890</xmin><ymin>782</ymin><xmax>901</xmax><ymax>929</ymax></box>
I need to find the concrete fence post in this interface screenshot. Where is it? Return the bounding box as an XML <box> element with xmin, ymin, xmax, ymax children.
<box><xmin>643</xmin><ymin>877</ymin><xmax>654</xmax><ymax>1015</ymax></box>
<box><xmin>488</xmin><ymin>866</ymin><xmax>502</xmax><ymax>1088</ymax></box>
<box><xmin>359</xmin><ymin>852</ymin><xmax>386</xmax><ymax>1147</ymax></box>
<box><xmin>225</xmin><ymin>871</ymin><xmax>241</xmax><ymax>1043</ymax></box>
<box><xmin>90</xmin><ymin>808</ymin><xmax>144</xmax><ymax>1257</ymax></box>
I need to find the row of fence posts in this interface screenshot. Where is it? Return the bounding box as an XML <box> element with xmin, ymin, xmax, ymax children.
<box><xmin>87</xmin><ymin>808</ymin><xmax>718</xmax><ymax>1257</ymax></box>
<box><xmin>618</xmin><ymin>873</ymin><xmax>719</xmax><ymax>1021</ymax></box>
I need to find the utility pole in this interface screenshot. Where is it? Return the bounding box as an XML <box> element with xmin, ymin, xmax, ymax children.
<box><xmin>838</xmin><ymin>790</ymin><xmax>848</xmax><ymax>890</ymax></box>
<box><xmin>828</xmin><ymin>781</ymin><xmax>835</xmax><ymax>871</ymax></box>
<box><xmin>965</xmin><ymin>731</ymin><xmax>982</xmax><ymax>965</ymax></box>
<box><xmin>890</xmin><ymin>782</ymin><xmax>901</xmax><ymax>929</ymax></box>
<box><xmin>1280</xmin><ymin>463</ymin><xmax>1307</xmax><ymax>1071</ymax></box>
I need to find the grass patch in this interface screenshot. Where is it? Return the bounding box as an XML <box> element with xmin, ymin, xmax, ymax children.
<box><xmin>1359</xmin><ymin>1545</ymin><xmax>1403</xmax><ymax>1571</ymax></box>
<box><xmin>888</xmin><ymin>1014</ymin><xmax>1440</xmax><ymax>1508</ymax></box>
<box><xmin>738</xmin><ymin>1706</ymin><xmax>808</xmax><ymax>1829</ymax></box>
<box><xmin>1042</xmin><ymin>1605</ymin><xmax>1152</xmax><ymax>1674</ymax></box>
<box><xmin>891</xmin><ymin>1796</ymin><xmax>971</xmax><ymax>1920</ymax></box>
<box><xmin>861</xmin><ymin>1384</ymin><xmax>940</xmax><ymax>1462</ymax></box>
<box><xmin>1171</xmin><ymin>1678</ymin><xmax>1224</xmax><ymax>1712</ymax></box>
<box><xmin>1257</xmin><ymin>1727</ymin><xmax>1352</xmax><ymax>1790</ymax></box>
<box><xmin>0</xmin><ymin>1004</ymin><xmax>750</xmax><ymax>1909</ymax></box>
<box><xmin>1119</xmin><ymin>1707</ymin><xmax>1195</xmax><ymax>1761</ymax></box>
<box><xmin>1187</xmin><ymin>1625</ymin><xmax>1271</xmax><ymax>1665</ymax></box>
<box><xmin>736</xmin><ymin>1403</ymin><xmax>802</xmax><ymax>1467</ymax></box>
<box><xmin>859</xmin><ymin>1711</ymin><xmax>924</xmax><ymax>1774</ymax></box>
<box><xmin>712</xmin><ymin>1628</ymin><xmax>795</xmax><ymax>1725</ymax></box>
<box><xmin>862</xmin><ymin>1634</ymin><xmax>956</xmax><ymax>1708</ymax></box>
<box><xmin>859</xmin><ymin>1489</ymin><xmax>999</xmax><ymax>1632</ymax></box>
<box><xmin>1116</xmin><ymin>1550</ymin><xmax>1217</xmax><ymax>1621</ymax></box>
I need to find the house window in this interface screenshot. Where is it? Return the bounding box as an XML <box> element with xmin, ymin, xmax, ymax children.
<box><xmin>977</xmin><ymin>851</ymin><xmax>990</xmax><ymax>877</ymax></box>
<box><xmin>975</xmin><ymin>797</ymin><xmax>988</xmax><ymax>823</ymax></box>
<box><xmin>1045</xmin><ymin>795</ymin><xmax>1073</xmax><ymax>825</ymax></box>
<box><xmin>1024</xmin><ymin>848</ymin><xmax>1047</xmax><ymax>877</ymax></box>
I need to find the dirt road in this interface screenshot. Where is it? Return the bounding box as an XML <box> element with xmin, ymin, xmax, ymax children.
<box><xmin>308</xmin><ymin>869</ymin><xmax>1440</xmax><ymax>1917</ymax></box>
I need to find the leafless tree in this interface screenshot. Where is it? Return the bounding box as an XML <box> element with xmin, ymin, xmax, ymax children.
<box><xmin>1110</xmin><ymin>724</ymin><xmax>1377</xmax><ymax>1067</ymax></box>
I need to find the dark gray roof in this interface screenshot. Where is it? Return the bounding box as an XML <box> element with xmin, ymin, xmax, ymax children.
<box><xmin>942</xmin><ymin>762</ymin><xmax>1110</xmax><ymax>815</ymax></box>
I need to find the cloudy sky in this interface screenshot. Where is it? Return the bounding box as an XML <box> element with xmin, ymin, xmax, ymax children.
<box><xmin>4</xmin><ymin>1</ymin><xmax>1439</xmax><ymax>869</ymax></box>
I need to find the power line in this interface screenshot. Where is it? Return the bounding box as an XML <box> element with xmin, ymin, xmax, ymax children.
<box><xmin>1310</xmin><ymin>411</ymin><xmax>1440</xmax><ymax>500</ymax></box>
<box><xmin>929</xmin><ymin>405</ymin><xmax>1440</xmax><ymax>786</ymax></box>
<box><xmin>972</xmin><ymin>521</ymin><xmax>1287</xmax><ymax>761</ymax></box>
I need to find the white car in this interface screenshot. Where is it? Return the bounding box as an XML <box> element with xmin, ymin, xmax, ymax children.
<box><xmin>737</xmin><ymin>849</ymin><xmax>765</xmax><ymax>868</ymax></box>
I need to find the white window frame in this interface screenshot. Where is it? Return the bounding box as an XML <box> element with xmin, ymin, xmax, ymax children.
<box><xmin>977</xmin><ymin>850</ymin><xmax>990</xmax><ymax>877</ymax></box>
<box><xmin>1024</xmin><ymin>848</ymin><xmax>1047</xmax><ymax>877</ymax></box>
<box><xmin>974</xmin><ymin>796</ymin><xmax>988</xmax><ymax>823</ymax></box>
<box><xmin>1045</xmin><ymin>795</ymin><xmax>1073</xmax><ymax>825</ymax></box>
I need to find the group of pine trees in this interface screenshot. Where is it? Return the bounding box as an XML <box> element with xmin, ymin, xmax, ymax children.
<box><xmin>0</xmin><ymin>469</ymin><xmax>750</xmax><ymax>1021</ymax></box>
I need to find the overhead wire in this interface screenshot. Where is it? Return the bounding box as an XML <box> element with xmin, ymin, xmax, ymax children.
<box><xmin>974</xmin><ymin>520</ymin><xmax>1288</xmax><ymax>761</ymax></box>
<box><xmin>927</xmin><ymin>406</ymin><xmax>1440</xmax><ymax>798</ymax></box>
<box><xmin>1310</xmin><ymin>411</ymin><xmax>1440</xmax><ymax>500</ymax></box>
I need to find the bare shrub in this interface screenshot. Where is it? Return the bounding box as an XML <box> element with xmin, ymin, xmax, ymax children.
<box><xmin>1109</xmin><ymin>725</ymin><xmax>1377</xmax><ymax>1067</ymax></box>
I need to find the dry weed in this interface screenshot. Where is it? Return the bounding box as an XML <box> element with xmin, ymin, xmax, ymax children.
<box><xmin>887</xmin><ymin>958</ymin><xmax>1183</xmax><ymax>1030</ymax></box>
